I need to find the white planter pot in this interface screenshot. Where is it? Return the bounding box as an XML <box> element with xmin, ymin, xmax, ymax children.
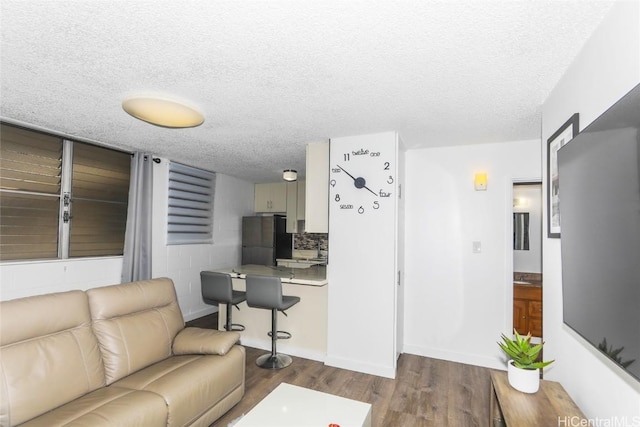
<box><xmin>507</xmin><ymin>360</ymin><xmax>540</xmax><ymax>393</ymax></box>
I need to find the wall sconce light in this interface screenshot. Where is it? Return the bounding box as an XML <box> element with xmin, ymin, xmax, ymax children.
<box><xmin>474</xmin><ymin>173</ymin><xmax>487</xmax><ymax>191</ymax></box>
<box><xmin>122</xmin><ymin>96</ymin><xmax>204</xmax><ymax>128</ymax></box>
<box><xmin>283</xmin><ymin>169</ymin><xmax>297</xmax><ymax>182</ymax></box>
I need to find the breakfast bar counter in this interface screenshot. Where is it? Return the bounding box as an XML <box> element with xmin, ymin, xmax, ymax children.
<box><xmin>205</xmin><ymin>264</ymin><xmax>328</xmax><ymax>361</ymax></box>
<box><xmin>213</xmin><ymin>264</ymin><xmax>327</xmax><ymax>286</ymax></box>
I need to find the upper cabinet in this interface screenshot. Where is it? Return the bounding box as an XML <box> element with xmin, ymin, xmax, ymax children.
<box><xmin>254</xmin><ymin>141</ymin><xmax>327</xmax><ymax>230</ymax></box>
<box><xmin>254</xmin><ymin>182</ymin><xmax>287</xmax><ymax>213</ymax></box>
<box><xmin>305</xmin><ymin>142</ymin><xmax>329</xmax><ymax>233</ymax></box>
<box><xmin>297</xmin><ymin>181</ymin><xmax>306</xmax><ymax>220</ymax></box>
<box><xmin>285</xmin><ymin>181</ymin><xmax>305</xmax><ymax>233</ymax></box>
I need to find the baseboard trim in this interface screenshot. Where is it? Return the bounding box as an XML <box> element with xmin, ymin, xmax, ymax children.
<box><xmin>403</xmin><ymin>344</ymin><xmax>506</xmax><ymax>371</ymax></box>
<box><xmin>239</xmin><ymin>337</ymin><xmax>326</xmax><ymax>363</ymax></box>
<box><xmin>324</xmin><ymin>354</ymin><xmax>396</xmax><ymax>379</ymax></box>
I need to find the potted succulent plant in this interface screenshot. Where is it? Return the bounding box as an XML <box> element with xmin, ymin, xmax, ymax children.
<box><xmin>498</xmin><ymin>329</ymin><xmax>554</xmax><ymax>393</ymax></box>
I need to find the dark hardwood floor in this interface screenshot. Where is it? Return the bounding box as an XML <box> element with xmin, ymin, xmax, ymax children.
<box><xmin>185</xmin><ymin>312</ymin><xmax>219</xmax><ymax>329</ymax></box>
<box><xmin>188</xmin><ymin>314</ymin><xmax>491</xmax><ymax>427</ymax></box>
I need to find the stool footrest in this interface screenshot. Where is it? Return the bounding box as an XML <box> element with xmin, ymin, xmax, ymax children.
<box><xmin>226</xmin><ymin>323</ymin><xmax>245</xmax><ymax>332</ymax></box>
<box><xmin>268</xmin><ymin>330</ymin><xmax>292</xmax><ymax>340</ymax></box>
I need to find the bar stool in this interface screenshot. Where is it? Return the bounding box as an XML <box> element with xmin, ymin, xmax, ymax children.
<box><xmin>245</xmin><ymin>274</ymin><xmax>300</xmax><ymax>369</ymax></box>
<box><xmin>200</xmin><ymin>271</ymin><xmax>246</xmax><ymax>332</ymax></box>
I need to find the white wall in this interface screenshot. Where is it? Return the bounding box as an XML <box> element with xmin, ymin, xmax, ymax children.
<box><xmin>0</xmin><ymin>160</ymin><xmax>255</xmax><ymax>323</ymax></box>
<box><xmin>513</xmin><ymin>184</ymin><xmax>542</xmax><ymax>274</ymax></box>
<box><xmin>542</xmin><ymin>1</ymin><xmax>640</xmax><ymax>420</ymax></box>
<box><xmin>403</xmin><ymin>139</ymin><xmax>541</xmax><ymax>369</ymax></box>
<box><xmin>0</xmin><ymin>257</ymin><xmax>123</xmax><ymax>301</ymax></box>
<box><xmin>326</xmin><ymin>132</ymin><xmax>401</xmax><ymax>378</ymax></box>
<box><xmin>152</xmin><ymin>160</ymin><xmax>255</xmax><ymax>321</ymax></box>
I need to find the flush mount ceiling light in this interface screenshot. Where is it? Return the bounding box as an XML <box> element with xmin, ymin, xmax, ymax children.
<box><xmin>283</xmin><ymin>169</ymin><xmax>297</xmax><ymax>182</ymax></box>
<box><xmin>122</xmin><ymin>96</ymin><xmax>204</xmax><ymax>128</ymax></box>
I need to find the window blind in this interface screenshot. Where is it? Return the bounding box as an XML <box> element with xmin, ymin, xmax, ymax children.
<box><xmin>167</xmin><ymin>162</ymin><xmax>215</xmax><ymax>244</ymax></box>
<box><xmin>69</xmin><ymin>142</ymin><xmax>130</xmax><ymax>257</ymax></box>
<box><xmin>0</xmin><ymin>124</ymin><xmax>62</xmax><ymax>260</ymax></box>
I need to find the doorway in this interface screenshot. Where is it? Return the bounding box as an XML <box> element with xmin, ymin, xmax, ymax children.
<box><xmin>512</xmin><ymin>182</ymin><xmax>543</xmax><ymax>339</ymax></box>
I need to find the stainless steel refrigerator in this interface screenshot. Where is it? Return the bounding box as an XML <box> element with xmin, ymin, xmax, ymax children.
<box><xmin>241</xmin><ymin>215</ymin><xmax>292</xmax><ymax>266</ymax></box>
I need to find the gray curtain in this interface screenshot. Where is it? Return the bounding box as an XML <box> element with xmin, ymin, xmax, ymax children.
<box><xmin>121</xmin><ymin>153</ymin><xmax>154</xmax><ymax>283</ymax></box>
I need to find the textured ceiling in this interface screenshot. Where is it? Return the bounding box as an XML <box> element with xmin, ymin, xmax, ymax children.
<box><xmin>0</xmin><ymin>1</ymin><xmax>614</xmax><ymax>183</ymax></box>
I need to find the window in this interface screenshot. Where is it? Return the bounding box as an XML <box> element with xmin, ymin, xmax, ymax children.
<box><xmin>69</xmin><ymin>142</ymin><xmax>130</xmax><ymax>257</ymax></box>
<box><xmin>0</xmin><ymin>123</ymin><xmax>130</xmax><ymax>261</ymax></box>
<box><xmin>0</xmin><ymin>124</ymin><xmax>62</xmax><ymax>259</ymax></box>
<box><xmin>167</xmin><ymin>162</ymin><xmax>215</xmax><ymax>245</ymax></box>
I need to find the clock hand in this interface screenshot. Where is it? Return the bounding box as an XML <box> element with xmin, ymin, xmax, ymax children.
<box><xmin>363</xmin><ymin>184</ymin><xmax>378</xmax><ymax>197</ymax></box>
<box><xmin>337</xmin><ymin>165</ymin><xmax>378</xmax><ymax>197</ymax></box>
<box><xmin>337</xmin><ymin>165</ymin><xmax>357</xmax><ymax>182</ymax></box>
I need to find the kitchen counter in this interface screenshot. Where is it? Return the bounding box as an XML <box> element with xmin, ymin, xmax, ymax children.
<box><xmin>513</xmin><ymin>272</ymin><xmax>542</xmax><ymax>287</ymax></box>
<box><xmin>513</xmin><ymin>281</ymin><xmax>542</xmax><ymax>287</ymax></box>
<box><xmin>276</xmin><ymin>258</ymin><xmax>327</xmax><ymax>269</ymax></box>
<box><xmin>213</xmin><ymin>264</ymin><xmax>327</xmax><ymax>286</ymax></box>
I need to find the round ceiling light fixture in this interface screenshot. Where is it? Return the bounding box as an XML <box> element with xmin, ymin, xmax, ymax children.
<box><xmin>122</xmin><ymin>96</ymin><xmax>204</xmax><ymax>128</ymax></box>
<box><xmin>283</xmin><ymin>169</ymin><xmax>298</xmax><ymax>182</ymax></box>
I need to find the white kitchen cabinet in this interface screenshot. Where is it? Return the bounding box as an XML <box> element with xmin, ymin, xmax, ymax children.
<box><xmin>286</xmin><ymin>180</ymin><xmax>306</xmax><ymax>233</ymax></box>
<box><xmin>255</xmin><ymin>182</ymin><xmax>287</xmax><ymax>213</ymax></box>
<box><xmin>297</xmin><ymin>181</ymin><xmax>306</xmax><ymax>220</ymax></box>
<box><xmin>305</xmin><ymin>142</ymin><xmax>329</xmax><ymax>232</ymax></box>
<box><xmin>286</xmin><ymin>181</ymin><xmax>298</xmax><ymax>233</ymax></box>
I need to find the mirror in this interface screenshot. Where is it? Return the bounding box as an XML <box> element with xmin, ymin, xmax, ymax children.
<box><xmin>513</xmin><ymin>212</ymin><xmax>530</xmax><ymax>250</ymax></box>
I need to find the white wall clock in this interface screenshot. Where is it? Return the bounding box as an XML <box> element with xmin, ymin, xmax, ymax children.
<box><xmin>330</xmin><ymin>144</ymin><xmax>395</xmax><ymax>215</ymax></box>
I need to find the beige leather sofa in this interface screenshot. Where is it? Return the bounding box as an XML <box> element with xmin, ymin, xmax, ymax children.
<box><xmin>0</xmin><ymin>278</ymin><xmax>245</xmax><ymax>427</ymax></box>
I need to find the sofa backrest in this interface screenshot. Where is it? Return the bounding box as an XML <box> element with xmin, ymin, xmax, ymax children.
<box><xmin>0</xmin><ymin>290</ymin><xmax>105</xmax><ymax>426</ymax></box>
<box><xmin>86</xmin><ymin>277</ymin><xmax>185</xmax><ymax>385</ymax></box>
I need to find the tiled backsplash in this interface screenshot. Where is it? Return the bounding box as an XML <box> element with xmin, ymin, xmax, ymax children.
<box><xmin>294</xmin><ymin>232</ymin><xmax>328</xmax><ymax>253</ymax></box>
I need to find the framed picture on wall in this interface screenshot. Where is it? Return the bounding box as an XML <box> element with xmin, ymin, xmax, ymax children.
<box><xmin>547</xmin><ymin>113</ymin><xmax>579</xmax><ymax>238</ymax></box>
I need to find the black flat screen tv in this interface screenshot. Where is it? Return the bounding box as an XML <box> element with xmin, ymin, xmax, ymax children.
<box><xmin>558</xmin><ymin>83</ymin><xmax>640</xmax><ymax>382</ymax></box>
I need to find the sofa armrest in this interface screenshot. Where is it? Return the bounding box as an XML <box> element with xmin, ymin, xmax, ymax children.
<box><xmin>172</xmin><ymin>327</ymin><xmax>240</xmax><ymax>356</ymax></box>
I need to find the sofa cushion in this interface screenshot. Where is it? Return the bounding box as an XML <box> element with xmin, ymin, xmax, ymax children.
<box><xmin>114</xmin><ymin>346</ymin><xmax>245</xmax><ymax>427</ymax></box>
<box><xmin>86</xmin><ymin>278</ymin><xmax>185</xmax><ymax>384</ymax></box>
<box><xmin>19</xmin><ymin>386</ymin><xmax>167</xmax><ymax>427</ymax></box>
<box><xmin>172</xmin><ymin>327</ymin><xmax>240</xmax><ymax>356</ymax></box>
<box><xmin>0</xmin><ymin>291</ymin><xmax>105</xmax><ymax>426</ymax></box>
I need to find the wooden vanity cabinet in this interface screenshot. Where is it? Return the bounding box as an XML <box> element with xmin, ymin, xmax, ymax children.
<box><xmin>513</xmin><ymin>285</ymin><xmax>542</xmax><ymax>337</ymax></box>
<box><xmin>528</xmin><ymin>300</ymin><xmax>543</xmax><ymax>337</ymax></box>
<box><xmin>513</xmin><ymin>299</ymin><xmax>528</xmax><ymax>335</ymax></box>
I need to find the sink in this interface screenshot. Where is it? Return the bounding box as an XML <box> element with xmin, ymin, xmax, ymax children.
<box><xmin>514</xmin><ymin>280</ymin><xmax>532</xmax><ymax>285</ymax></box>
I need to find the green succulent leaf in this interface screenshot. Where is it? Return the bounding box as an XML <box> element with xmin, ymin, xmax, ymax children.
<box><xmin>497</xmin><ymin>329</ymin><xmax>554</xmax><ymax>370</ymax></box>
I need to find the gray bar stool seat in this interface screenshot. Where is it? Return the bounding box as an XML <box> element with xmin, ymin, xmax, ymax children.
<box><xmin>200</xmin><ymin>271</ymin><xmax>246</xmax><ymax>332</ymax></box>
<box><xmin>245</xmin><ymin>274</ymin><xmax>300</xmax><ymax>369</ymax></box>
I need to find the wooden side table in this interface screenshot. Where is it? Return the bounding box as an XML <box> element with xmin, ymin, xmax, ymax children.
<box><xmin>490</xmin><ymin>370</ymin><xmax>586</xmax><ymax>426</ymax></box>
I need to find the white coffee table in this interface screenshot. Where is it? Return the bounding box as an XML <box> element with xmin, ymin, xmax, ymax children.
<box><xmin>234</xmin><ymin>383</ymin><xmax>372</xmax><ymax>427</ymax></box>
